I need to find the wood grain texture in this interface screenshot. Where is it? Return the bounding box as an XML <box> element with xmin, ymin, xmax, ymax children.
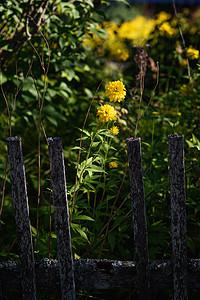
<box><xmin>126</xmin><ymin>137</ymin><xmax>150</xmax><ymax>299</ymax></box>
<box><xmin>168</xmin><ymin>134</ymin><xmax>188</xmax><ymax>300</ymax></box>
<box><xmin>6</xmin><ymin>137</ymin><xmax>37</xmax><ymax>300</ymax></box>
<box><xmin>1</xmin><ymin>258</ymin><xmax>200</xmax><ymax>292</ymax></box>
<box><xmin>48</xmin><ymin>137</ymin><xmax>76</xmax><ymax>300</ymax></box>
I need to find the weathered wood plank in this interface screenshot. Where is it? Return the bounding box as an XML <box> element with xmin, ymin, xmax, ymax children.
<box><xmin>48</xmin><ymin>137</ymin><xmax>76</xmax><ymax>300</ymax></box>
<box><xmin>6</xmin><ymin>137</ymin><xmax>37</xmax><ymax>300</ymax></box>
<box><xmin>126</xmin><ymin>137</ymin><xmax>150</xmax><ymax>299</ymax></box>
<box><xmin>1</xmin><ymin>258</ymin><xmax>200</xmax><ymax>291</ymax></box>
<box><xmin>168</xmin><ymin>134</ymin><xmax>188</xmax><ymax>300</ymax></box>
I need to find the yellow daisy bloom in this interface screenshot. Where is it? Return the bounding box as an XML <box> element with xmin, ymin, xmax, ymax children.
<box><xmin>108</xmin><ymin>126</ymin><xmax>119</xmax><ymax>135</ymax></box>
<box><xmin>155</xmin><ymin>11</ymin><xmax>172</xmax><ymax>25</ymax></box>
<box><xmin>186</xmin><ymin>46</ymin><xmax>199</xmax><ymax>60</ymax></box>
<box><xmin>97</xmin><ymin>104</ymin><xmax>117</xmax><ymax>123</ymax></box>
<box><xmin>105</xmin><ymin>81</ymin><xmax>126</xmax><ymax>103</ymax></box>
<box><xmin>159</xmin><ymin>22</ymin><xmax>176</xmax><ymax>36</ymax></box>
<box><xmin>109</xmin><ymin>161</ymin><xmax>118</xmax><ymax>168</ymax></box>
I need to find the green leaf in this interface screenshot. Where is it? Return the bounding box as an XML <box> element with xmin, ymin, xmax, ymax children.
<box><xmin>0</xmin><ymin>40</ymin><xmax>12</xmax><ymax>51</ymax></box>
<box><xmin>0</xmin><ymin>72</ymin><xmax>7</xmax><ymax>84</ymax></box>
<box><xmin>31</xmin><ymin>226</ymin><xmax>37</xmax><ymax>236</ymax></box>
<box><xmin>91</xmin><ymin>141</ymin><xmax>101</xmax><ymax>148</ymax></box>
<box><xmin>72</xmin><ymin>215</ymin><xmax>94</xmax><ymax>221</ymax></box>
<box><xmin>71</xmin><ymin>223</ymin><xmax>88</xmax><ymax>241</ymax></box>
<box><xmin>87</xmin><ymin>165</ymin><xmax>106</xmax><ymax>173</ymax></box>
<box><xmin>77</xmin><ymin>128</ymin><xmax>91</xmax><ymax>137</ymax></box>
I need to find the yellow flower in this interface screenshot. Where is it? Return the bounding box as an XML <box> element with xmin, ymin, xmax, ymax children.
<box><xmin>155</xmin><ymin>11</ymin><xmax>172</xmax><ymax>25</ymax></box>
<box><xmin>118</xmin><ymin>16</ymin><xmax>155</xmax><ymax>46</ymax></box>
<box><xmin>183</xmin><ymin>8</ymin><xmax>190</xmax><ymax>16</ymax></box>
<box><xmin>186</xmin><ymin>46</ymin><xmax>199</xmax><ymax>60</ymax></box>
<box><xmin>105</xmin><ymin>81</ymin><xmax>126</xmax><ymax>102</ymax></box>
<box><xmin>179</xmin><ymin>58</ymin><xmax>187</xmax><ymax>66</ymax></box>
<box><xmin>109</xmin><ymin>161</ymin><xmax>118</xmax><ymax>168</ymax></box>
<box><xmin>101</xmin><ymin>22</ymin><xmax>129</xmax><ymax>62</ymax></box>
<box><xmin>114</xmin><ymin>47</ymin><xmax>129</xmax><ymax>61</ymax></box>
<box><xmin>180</xmin><ymin>84</ymin><xmax>193</xmax><ymax>97</ymax></box>
<box><xmin>97</xmin><ymin>104</ymin><xmax>117</xmax><ymax>123</ymax></box>
<box><xmin>108</xmin><ymin>126</ymin><xmax>119</xmax><ymax>135</ymax></box>
<box><xmin>190</xmin><ymin>26</ymin><xmax>197</xmax><ymax>35</ymax></box>
<box><xmin>159</xmin><ymin>22</ymin><xmax>176</xmax><ymax>36</ymax></box>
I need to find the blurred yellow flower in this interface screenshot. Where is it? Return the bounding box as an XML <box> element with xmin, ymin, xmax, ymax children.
<box><xmin>186</xmin><ymin>46</ymin><xmax>199</xmax><ymax>60</ymax></box>
<box><xmin>155</xmin><ymin>11</ymin><xmax>172</xmax><ymax>25</ymax></box>
<box><xmin>189</xmin><ymin>26</ymin><xmax>197</xmax><ymax>35</ymax></box>
<box><xmin>183</xmin><ymin>8</ymin><xmax>190</xmax><ymax>16</ymax></box>
<box><xmin>104</xmin><ymin>22</ymin><xmax>119</xmax><ymax>37</ymax></box>
<box><xmin>109</xmin><ymin>161</ymin><xmax>118</xmax><ymax>168</ymax></box>
<box><xmin>118</xmin><ymin>16</ymin><xmax>155</xmax><ymax>46</ymax></box>
<box><xmin>107</xmin><ymin>40</ymin><xmax>129</xmax><ymax>61</ymax></box>
<box><xmin>159</xmin><ymin>22</ymin><xmax>176</xmax><ymax>36</ymax></box>
<box><xmin>105</xmin><ymin>81</ymin><xmax>126</xmax><ymax>102</ymax></box>
<box><xmin>116</xmin><ymin>48</ymin><xmax>129</xmax><ymax>61</ymax></box>
<box><xmin>103</xmin><ymin>22</ymin><xmax>129</xmax><ymax>61</ymax></box>
<box><xmin>152</xmin><ymin>111</ymin><xmax>159</xmax><ymax>115</ymax></box>
<box><xmin>108</xmin><ymin>126</ymin><xmax>119</xmax><ymax>135</ymax></box>
<box><xmin>97</xmin><ymin>104</ymin><xmax>117</xmax><ymax>123</ymax></box>
<box><xmin>180</xmin><ymin>84</ymin><xmax>193</xmax><ymax>96</ymax></box>
<box><xmin>179</xmin><ymin>58</ymin><xmax>187</xmax><ymax>66</ymax></box>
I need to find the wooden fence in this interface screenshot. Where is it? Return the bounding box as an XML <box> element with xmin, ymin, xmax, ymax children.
<box><xmin>0</xmin><ymin>134</ymin><xmax>200</xmax><ymax>299</ymax></box>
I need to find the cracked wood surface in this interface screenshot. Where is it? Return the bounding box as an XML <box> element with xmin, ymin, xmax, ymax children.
<box><xmin>168</xmin><ymin>134</ymin><xmax>188</xmax><ymax>300</ymax></box>
<box><xmin>1</xmin><ymin>258</ymin><xmax>200</xmax><ymax>291</ymax></box>
<box><xmin>126</xmin><ymin>137</ymin><xmax>150</xmax><ymax>299</ymax></box>
<box><xmin>48</xmin><ymin>137</ymin><xmax>76</xmax><ymax>300</ymax></box>
<box><xmin>6</xmin><ymin>137</ymin><xmax>37</xmax><ymax>300</ymax></box>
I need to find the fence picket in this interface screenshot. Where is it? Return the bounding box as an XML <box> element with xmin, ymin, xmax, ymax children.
<box><xmin>48</xmin><ymin>137</ymin><xmax>76</xmax><ymax>300</ymax></box>
<box><xmin>6</xmin><ymin>137</ymin><xmax>37</xmax><ymax>300</ymax></box>
<box><xmin>168</xmin><ymin>134</ymin><xmax>188</xmax><ymax>300</ymax></box>
<box><xmin>126</xmin><ymin>137</ymin><xmax>150</xmax><ymax>299</ymax></box>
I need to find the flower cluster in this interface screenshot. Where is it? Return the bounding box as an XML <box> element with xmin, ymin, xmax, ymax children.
<box><xmin>118</xmin><ymin>16</ymin><xmax>155</xmax><ymax>46</ymax></box>
<box><xmin>155</xmin><ymin>11</ymin><xmax>172</xmax><ymax>25</ymax></box>
<box><xmin>186</xmin><ymin>46</ymin><xmax>199</xmax><ymax>60</ymax></box>
<box><xmin>105</xmin><ymin>81</ymin><xmax>126</xmax><ymax>103</ymax></box>
<box><xmin>97</xmin><ymin>81</ymin><xmax>126</xmax><ymax>124</ymax></box>
<box><xmin>96</xmin><ymin>81</ymin><xmax>126</xmax><ymax>171</ymax></box>
<box><xmin>159</xmin><ymin>22</ymin><xmax>176</xmax><ymax>37</ymax></box>
<box><xmin>180</xmin><ymin>84</ymin><xmax>193</xmax><ymax>97</ymax></box>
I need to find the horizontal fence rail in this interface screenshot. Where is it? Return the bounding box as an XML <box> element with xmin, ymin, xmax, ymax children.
<box><xmin>1</xmin><ymin>134</ymin><xmax>199</xmax><ymax>300</ymax></box>
<box><xmin>1</xmin><ymin>258</ymin><xmax>200</xmax><ymax>291</ymax></box>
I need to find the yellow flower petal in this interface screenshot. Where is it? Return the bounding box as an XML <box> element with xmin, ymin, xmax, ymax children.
<box><xmin>109</xmin><ymin>162</ymin><xmax>118</xmax><ymax>168</ymax></box>
<box><xmin>97</xmin><ymin>104</ymin><xmax>117</xmax><ymax>123</ymax></box>
<box><xmin>105</xmin><ymin>81</ymin><xmax>126</xmax><ymax>103</ymax></box>
<box><xmin>108</xmin><ymin>126</ymin><xmax>119</xmax><ymax>135</ymax></box>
